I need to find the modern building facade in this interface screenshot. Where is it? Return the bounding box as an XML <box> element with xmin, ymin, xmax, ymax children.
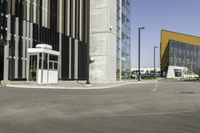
<box><xmin>116</xmin><ymin>0</ymin><xmax>131</xmax><ymax>80</ymax></box>
<box><xmin>161</xmin><ymin>30</ymin><xmax>200</xmax><ymax>78</ymax></box>
<box><xmin>90</xmin><ymin>0</ymin><xmax>117</xmax><ymax>81</ymax></box>
<box><xmin>90</xmin><ymin>0</ymin><xmax>131</xmax><ymax>81</ymax></box>
<box><xmin>0</xmin><ymin>0</ymin><xmax>90</xmax><ymax>81</ymax></box>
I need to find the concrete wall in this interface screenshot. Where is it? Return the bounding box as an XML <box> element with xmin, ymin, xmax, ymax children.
<box><xmin>166</xmin><ymin>66</ymin><xmax>198</xmax><ymax>79</ymax></box>
<box><xmin>90</xmin><ymin>0</ymin><xmax>117</xmax><ymax>81</ymax></box>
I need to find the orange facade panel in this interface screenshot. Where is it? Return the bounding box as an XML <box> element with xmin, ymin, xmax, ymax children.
<box><xmin>161</xmin><ymin>30</ymin><xmax>200</xmax><ymax>59</ymax></box>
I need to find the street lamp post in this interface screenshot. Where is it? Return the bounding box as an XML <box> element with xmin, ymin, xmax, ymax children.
<box><xmin>86</xmin><ymin>0</ymin><xmax>91</xmax><ymax>85</ymax></box>
<box><xmin>138</xmin><ymin>27</ymin><xmax>145</xmax><ymax>81</ymax></box>
<box><xmin>154</xmin><ymin>46</ymin><xmax>158</xmax><ymax>79</ymax></box>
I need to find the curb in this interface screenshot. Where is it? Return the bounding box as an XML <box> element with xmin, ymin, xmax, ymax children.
<box><xmin>5</xmin><ymin>81</ymin><xmax>155</xmax><ymax>90</ymax></box>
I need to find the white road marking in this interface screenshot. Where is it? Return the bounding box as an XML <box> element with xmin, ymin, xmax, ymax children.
<box><xmin>105</xmin><ymin>110</ymin><xmax>194</xmax><ymax>117</ymax></box>
<box><xmin>152</xmin><ymin>88</ymin><xmax>158</xmax><ymax>92</ymax></box>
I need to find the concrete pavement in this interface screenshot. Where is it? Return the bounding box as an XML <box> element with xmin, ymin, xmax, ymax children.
<box><xmin>3</xmin><ymin>80</ymin><xmax>157</xmax><ymax>89</ymax></box>
<box><xmin>0</xmin><ymin>81</ymin><xmax>200</xmax><ymax>133</ymax></box>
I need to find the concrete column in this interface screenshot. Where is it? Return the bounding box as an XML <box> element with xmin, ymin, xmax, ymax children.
<box><xmin>22</xmin><ymin>20</ymin><xmax>27</xmax><ymax>78</ymax></box>
<box><xmin>30</xmin><ymin>23</ymin><xmax>33</xmax><ymax>48</ymax></box>
<box><xmin>4</xmin><ymin>14</ymin><xmax>11</xmax><ymax>81</ymax></box>
<box><xmin>79</xmin><ymin>0</ymin><xmax>82</xmax><ymax>41</ymax></box>
<box><xmin>67</xmin><ymin>0</ymin><xmax>70</xmax><ymax>36</ymax></box>
<box><xmin>59</xmin><ymin>33</ymin><xmax>62</xmax><ymax>79</ymax></box>
<box><xmin>74</xmin><ymin>39</ymin><xmax>78</xmax><ymax>79</ymax></box>
<box><xmin>69</xmin><ymin>37</ymin><xmax>72</xmax><ymax>79</ymax></box>
<box><xmin>15</xmin><ymin>18</ymin><xmax>19</xmax><ymax>79</ymax></box>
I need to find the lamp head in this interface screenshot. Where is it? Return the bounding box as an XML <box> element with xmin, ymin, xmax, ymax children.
<box><xmin>139</xmin><ymin>27</ymin><xmax>145</xmax><ymax>30</ymax></box>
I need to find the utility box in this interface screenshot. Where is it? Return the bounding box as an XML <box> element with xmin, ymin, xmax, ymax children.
<box><xmin>27</xmin><ymin>44</ymin><xmax>60</xmax><ymax>84</ymax></box>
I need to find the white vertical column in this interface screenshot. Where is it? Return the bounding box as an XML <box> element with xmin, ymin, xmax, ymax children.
<box><xmin>26</xmin><ymin>22</ymin><xmax>30</xmax><ymax>79</ymax></box>
<box><xmin>69</xmin><ymin>37</ymin><xmax>72</xmax><ymax>79</ymax></box>
<box><xmin>72</xmin><ymin>0</ymin><xmax>76</xmax><ymax>38</ymax></box>
<box><xmin>22</xmin><ymin>20</ymin><xmax>27</xmax><ymax>78</ymax></box>
<box><xmin>42</xmin><ymin>0</ymin><xmax>45</xmax><ymax>27</ymax></box>
<box><xmin>41</xmin><ymin>0</ymin><xmax>48</xmax><ymax>28</ymax></box>
<box><xmin>27</xmin><ymin>0</ymin><xmax>30</xmax><ymax>21</ymax></box>
<box><xmin>59</xmin><ymin>34</ymin><xmax>62</xmax><ymax>79</ymax></box>
<box><xmin>59</xmin><ymin>0</ymin><xmax>63</xmax><ymax>33</ymax></box>
<box><xmin>26</xmin><ymin>22</ymin><xmax>30</xmax><ymax>48</ymax></box>
<box><xmin>74</xmin><ymin>40</ymin><xmax>78</xmax><ymax>79</ymax></box>
<box><xmin>58</xmin><ymin>0</ymin><xmax>63</xmax><ymax>79</ymax></box>
<box><xmin>33</xmin><ymin>0</ymin><xmax>37</xmax><ymax>23</ymax></box>
<box><xmin>67</xmin><ymin>0</ymin><xmax>70</xmax><ymax>36</ymax></box>
<box><xmin>79</xmin><ymin>0</ymin><xmax>82</xmax><ymax>41</ymax></box>
<box><xmin>4</xmin><ymin>14</ymin><xmax>11</xmax><ymax>81</ymax></box>
<box><xmin>15</xmin><ymin>18</ymin><xmax>19</xmax><ymax>79</ymax></box>
<box><xmin>30</xmin><ymin>23</ymin><xmax>33</xmax><ymax>48</ymax></box>
<box><xmin>45</xmin><ymin>0</ymin><xmax>48</xmax><ymax>27</ymax></box>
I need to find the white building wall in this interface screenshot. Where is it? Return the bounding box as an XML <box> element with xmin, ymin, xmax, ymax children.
<box><xmin>166</xmin><ymin>66</ymin><xmax>198</xmax><ymax>79</ymax></box>
<box><xmin>90</xmin><ymin>0</ymin><xmax>117</xmax><ymax>81</ymax></box>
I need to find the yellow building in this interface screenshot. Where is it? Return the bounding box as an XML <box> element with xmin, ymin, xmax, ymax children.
<box><xmin>160</xmin><ymin>30</ymin><xmax>200</xmax><ymax>78</ymax></box>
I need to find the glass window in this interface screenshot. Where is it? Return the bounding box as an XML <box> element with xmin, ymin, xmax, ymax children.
<box><xmin>54</xmin><ymin>63</ymin><xmax>58</xmax><ymax>70</ymax></box>
<box><xmin>39</xmin><ymin>53</ymin><xmax>42</xmax><ymax>69</ymax></box>
<box><xmin>174</xmin><ymin>69</ymin><xmax>182</xmax><ymax>77</ymax></box>
<box><xmin>49</xmin><ymin>62</ymin><xmax>53</xmax><ymax>70</ymax></box>
<box><xmin>43</xmin><ymin>53</ymin><xmax>48</xmax><ymax>69</ymax></box>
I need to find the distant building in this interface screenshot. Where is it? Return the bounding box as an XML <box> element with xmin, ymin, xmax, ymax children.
<box><xmin>131</xmin><ymin>68</ymin><xmax>160</xmax><ymax>75</ymax></box>
<box><xmin>131</xmin><ymin>67</ymin><xmax>160</xmax><ymax>79</ymax></box>
<box><xmin>160</xmin><ymin>30</ymin><xmax>200</xmax><ymax>79</ymax></box>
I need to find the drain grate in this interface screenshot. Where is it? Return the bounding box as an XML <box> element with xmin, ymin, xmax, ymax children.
<box><xmin>180</xmin><ymin>91</ymin><xmax>195</xmax><ymax>94</ymax></box>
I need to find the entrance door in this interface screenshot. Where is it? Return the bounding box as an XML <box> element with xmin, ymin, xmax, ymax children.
<box><xmin>28</xmin><ymin>55</ymin><xmax>38</xmax><ymax>82</ymax></box>
<box><xmin>0</xmin><ymin>41</ymin><xmax>4</xmax><ymax>80</ymax></box>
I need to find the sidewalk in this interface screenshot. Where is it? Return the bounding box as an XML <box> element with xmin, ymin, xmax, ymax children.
<box><xmin>2</xmin><ymin>80</ymin><xmax>157</xmax><ymax>90</ymax></box>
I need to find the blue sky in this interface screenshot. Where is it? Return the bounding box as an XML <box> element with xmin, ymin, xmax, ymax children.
<box><xmin>131</xmin><ymin>0</ymin><xmax>200</xmax><ymax>68</ymax></box>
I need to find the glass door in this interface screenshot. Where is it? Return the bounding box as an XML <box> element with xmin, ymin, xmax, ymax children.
<box><xmin>28</xmin><ymin>55</ymin><xmax>38</xmax><ymax>81</ymax></box>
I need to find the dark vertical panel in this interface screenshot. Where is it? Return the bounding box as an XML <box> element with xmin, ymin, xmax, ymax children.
<box><xmin>71</xmin><ymin>39</ymin><xmax>74</xmax><ymax>79</ymax></box>
<box><xmin>75</xmin><ymin>0</ymin><xmax>80</xmax><ymax>39</ymax></box>
<box><xmin>9</xmin><ymin>16</ymin><xmax>15</xmax><ymax>80</ymax></box>
<box><xmin>50</xmin><ymin>0</ymin><xmax>57</xmax><ymax>50</ymax></box>
<box><xmin>18</xmin><ymin>0</ymin><xmax>23</xmax><ymax>78</ymax></box>
<box><xmin>39</xmin><ymin>0</ymin><xmax>42</xmax><ymax>42</ymax></box>
<box><xmin>70</xmin><ymin>0</ymin><xmax>73</xmax><ymax>37</ymax></box>
<box><xmin>0</xmin><ymin>43</ymin><xmax>4</xmax><ymax>80</ymax></box>
<box><xmin>61</xmin><ymin>35</ymin><xmax>69</xmax><ymax>80</ymax></box>
<box><xmin>7</xmin><ymin>0</ymin><xmax>11</xmax><ymax>14</ymax></box>
<box><xmin>0</xmin><ymin>1</ymin><xmax>1</xmax><ymax>39</ymax></box>
<box><xmin>30</xmin><ymin>0</ymin><xmax>33</xmax><ymax>23</ymax></box>
<box><xmin>63</xmin><ymin>0</ymin><xmax>66</xmax><ymax>34</ymax></box>
<box><xmin>81</xmin><ymin>0</ymin><xmax>86</xmax><ymax>43</ymax></box>
<box><xmin>15</xmin><ymin>0</ymin><xmax>19</xmax><ymax>17</ymax></box>
<box><xmin>0</xmin><ymin>0</ymin><xmax>5</xmax><ymax>80</ymax></box>
<box><xmin>79</xmin><ymin>42</ymin><xmax>88</xmax><ymax>80</ymax></box>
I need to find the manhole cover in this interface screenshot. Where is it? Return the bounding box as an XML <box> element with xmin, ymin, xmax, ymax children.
<box><xmin>180</xmin><ymin>92</ymin><xmax>195</xmax><ymax>94</ymax></box>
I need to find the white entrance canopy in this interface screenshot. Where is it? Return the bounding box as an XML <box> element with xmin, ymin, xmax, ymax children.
<box><xmin>27</xmin><ymin>44</ymin><xmax>60</xmax><ymax>84</ymax></box>
<box><xmin>28</xmin><ymin>44</ymin><xmax>60</xmax><ymax>56</ymax></box>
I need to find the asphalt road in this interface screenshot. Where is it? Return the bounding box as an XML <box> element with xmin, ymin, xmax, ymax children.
<box><xmin>0</xmin><ymin>81</ymin><xmax>200</xmax><ymax>133</ymax></box>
